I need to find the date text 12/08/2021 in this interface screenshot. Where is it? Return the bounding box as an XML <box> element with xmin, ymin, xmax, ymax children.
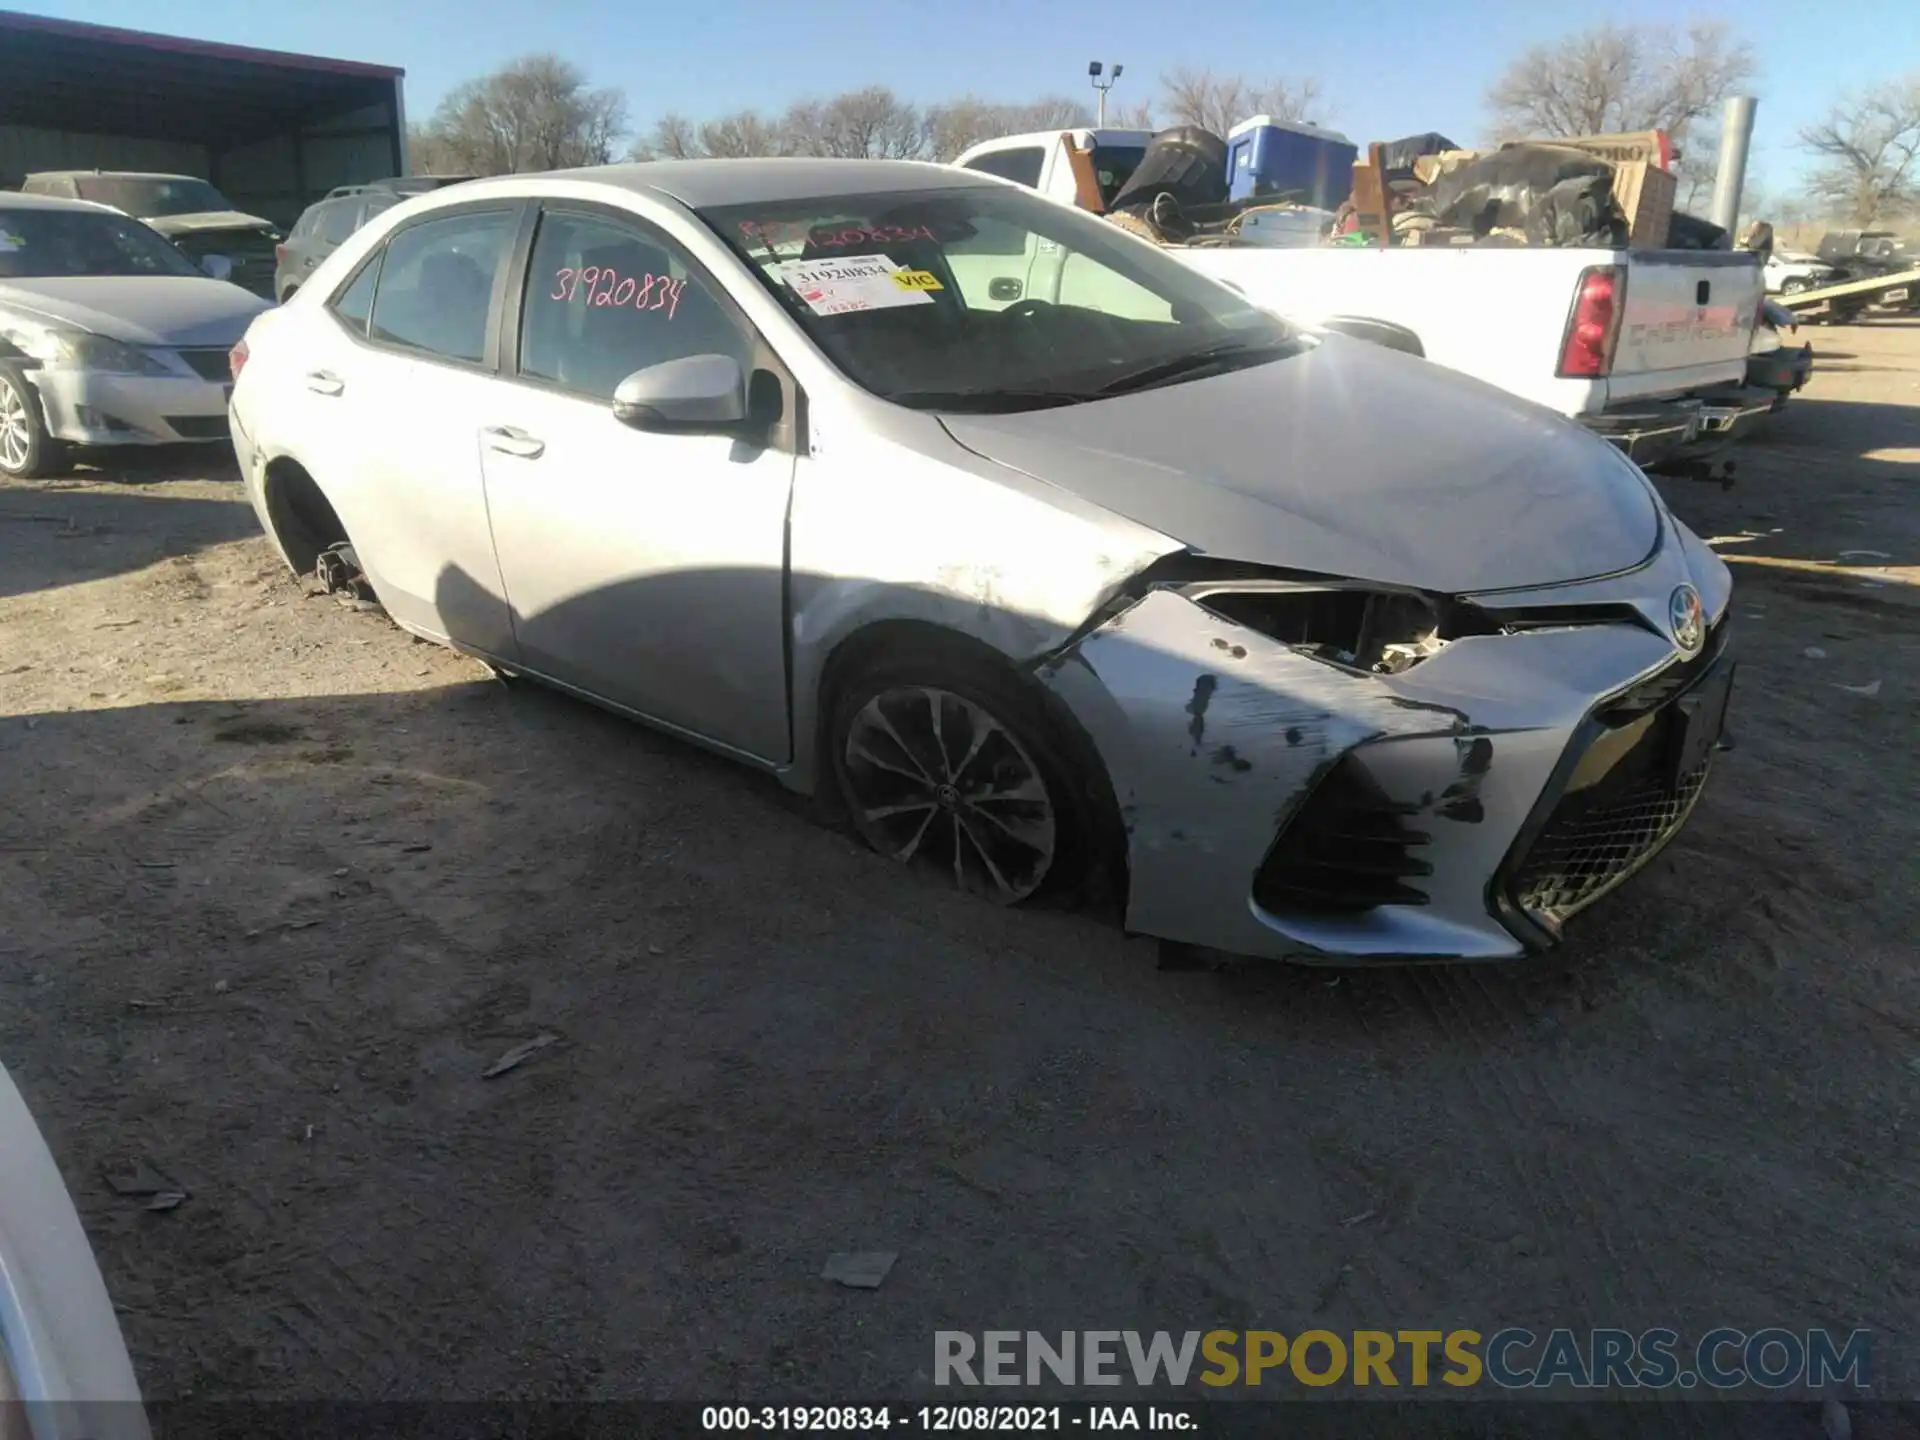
<box><xmin>702</xmin><ymin>1406</ymin><xmax>1189</xmax><ymax>1431</ymax></box>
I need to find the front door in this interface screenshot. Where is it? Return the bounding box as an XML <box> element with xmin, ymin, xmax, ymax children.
<box><xmin>479</xmin><ymin>203</ymin><xmax>795</xmax><ymax>763</ymax></box>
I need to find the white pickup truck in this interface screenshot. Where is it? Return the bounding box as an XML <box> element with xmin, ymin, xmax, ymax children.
<box><xmin>952</xmin><ymin>129</ymin><xmax>1773</xmax><ymax>474</ymax></box>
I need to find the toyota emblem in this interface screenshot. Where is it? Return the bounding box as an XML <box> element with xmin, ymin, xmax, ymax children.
<box><xmin>1669</xmin><ymin>584</ymin><xmax>1705</xmax><ymax>655</ymax></box>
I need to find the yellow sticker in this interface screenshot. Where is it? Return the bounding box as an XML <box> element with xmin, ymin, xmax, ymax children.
<box><xmin>892</xmin><ymin>269</ymin><xmax>943</xmax><ymax>292</ymax></box>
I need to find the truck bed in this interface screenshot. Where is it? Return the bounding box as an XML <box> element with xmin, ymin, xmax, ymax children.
<box><xmin>1170</xmin><ymin>243</ymin><xmax>1763</xmax><ymax>420</ymax></box>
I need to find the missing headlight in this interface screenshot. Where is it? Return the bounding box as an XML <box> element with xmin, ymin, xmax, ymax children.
<box><xmin>1188</xmin><ymin>581</ymin><xmax>1513</xmax><ymax>674</ymax></box>
<box><xmin>1196</xmin><ymin>586</ymin><xmax>1459</xmax><ymax>675</ymax></box>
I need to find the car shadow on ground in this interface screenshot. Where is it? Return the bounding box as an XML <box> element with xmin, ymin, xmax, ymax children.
<box><xmin>0</xmin><ymin>481</ymin><xmax>259</xmax><ymax>600</ymax></box>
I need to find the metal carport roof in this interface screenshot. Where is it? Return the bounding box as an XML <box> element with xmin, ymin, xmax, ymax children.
<box><xmin>0</xmin><ymin>10</ymin><xmax>403</xmax><ymax>148</ymax></box>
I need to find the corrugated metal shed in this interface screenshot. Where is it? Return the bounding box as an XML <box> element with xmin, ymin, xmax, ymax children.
<box><xmin>0</xmin><ymin>9</ymin><xmax>406</xmax><ymax>226</ymax></box>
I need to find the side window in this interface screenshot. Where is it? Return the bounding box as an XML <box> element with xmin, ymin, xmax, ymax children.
<box><xmin>329</xmin><ymin>253</ymin><xmax>381</xmax><ymax>333</ymax></box>
<box><xmin>317</xmin><ymin>201</ymin><xmax>361</xmax><ymax>246</ymax></box>
<box><xmin>946</xmin><ymin>215</ymin><xmax>1030</xmax><ymax>260</ymax></box>
<box><xmin>517</xmin><ymin>209</ymin><xmax>750</xmax><ymax>402</ymax></box>
<box><xmin>367</xmin><ymin>209</ymin><xmax>516</xmax><ymax>364</ymax></box>
<box><xmin>963</xmin><ymin>148</ymin><xmax>1046</xmax><ymax>190</ymax></box>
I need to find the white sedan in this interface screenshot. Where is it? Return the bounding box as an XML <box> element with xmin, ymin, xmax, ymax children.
<box><xmin>229</xmin><ymin>159</ymin><xmax>1734</xmax><ymax>963</ymax></box>
<box><xmin>0</xmin><ymin>192</ymin><xmax>267</xmax><ymax>478</ymax></box>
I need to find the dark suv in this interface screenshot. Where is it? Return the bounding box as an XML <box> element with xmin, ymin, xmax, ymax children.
<box><xmin>274</xmin><ymin>176</ymin><xmax>476</xmax><ymax>302</ymax></box>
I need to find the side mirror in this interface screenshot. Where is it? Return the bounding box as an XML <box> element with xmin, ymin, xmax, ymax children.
<box><xmin>201</xmin><ymin>254</ymin><xmax>234</xmax><ymax>283</ymax></box>
<box><xmin>611</xmin><ymin>354</ymin><xmax>746</xmax><ymax>433</ymax></box>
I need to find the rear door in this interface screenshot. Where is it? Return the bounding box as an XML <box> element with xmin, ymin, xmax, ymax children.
<box><xmin>293</xmin><ymin>202</ymin><xmax>526</xmax><ymax>655</ymax></box>
<box><xmin>1606</xmin><ymin>252</ymin><xmax>1764</xmax><ymax>401</ymax></box>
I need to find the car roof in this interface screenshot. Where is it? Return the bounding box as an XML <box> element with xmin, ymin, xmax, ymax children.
<box><xmin>0</xmin><ymin>191</ymin><xmax>122</xmax><ymax>214</ymax></box>
<box><xmin>454</xmin><ymin>158</ymin><xmax>994</xmax><ymax>210</ymax></box>
<box><xmin>26</xmin><ymin>170</ymin><xmax>202</xmax><ymax>182</ymax></box>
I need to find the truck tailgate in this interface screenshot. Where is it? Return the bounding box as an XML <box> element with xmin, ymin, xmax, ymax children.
<box><xmin>1608</xmin><ymin>251</ymin><xmax>1762</xmax><ymax>398</ymax></box>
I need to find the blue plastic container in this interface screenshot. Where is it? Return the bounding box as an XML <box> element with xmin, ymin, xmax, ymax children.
<box><xmin>1225</xmin><ymin>117</ymin><xmax>1358</xmax><ymax>208</ymax></box>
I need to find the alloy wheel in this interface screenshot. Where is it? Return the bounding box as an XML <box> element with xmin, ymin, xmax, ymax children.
<box><xmin>841</xmin><ymin>685</ymin><xmax>1058</xmax><ymax>903</ymax></box>
<box><xmin>0</xmin><ymin>378</ymin><xmax>31</xmax><ymax>474</ymax></box>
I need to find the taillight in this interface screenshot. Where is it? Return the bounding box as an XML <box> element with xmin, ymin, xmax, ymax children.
<box><xmin>1557</xmin><ymin>265</ymin><xmax>1625</xmax><ymax>379</ymax></box>
<box><xmin>274</xmin><ymin>244</ymin><xmax>286</xmax><ymax>263</ymax></box>
<box><xmin>229</xmin><ymin>339</ymin><xmax>249</xmax><ymax>382</ymax></box>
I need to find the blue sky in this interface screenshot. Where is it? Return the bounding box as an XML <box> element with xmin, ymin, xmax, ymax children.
<box><xmin>31</xmin><ymin>0</ymin><xmax>1916</xmax><ymax>196</ymax></box>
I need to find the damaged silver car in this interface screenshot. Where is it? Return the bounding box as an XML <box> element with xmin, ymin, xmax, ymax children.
<box><xmin>229</xmin><ymin>158</ymin><xmax>1734</xmax><ymax>962</ymax></box>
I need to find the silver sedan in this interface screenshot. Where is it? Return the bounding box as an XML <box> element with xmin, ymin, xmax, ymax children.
<box><xmin>228</xmin><ymin>158</ymin><xmax>1734</xmax><ymax>962</ymax></box>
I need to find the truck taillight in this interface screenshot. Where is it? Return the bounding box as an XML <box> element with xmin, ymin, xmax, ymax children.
<box><xmin>274</xmin><ymin>243</ymin><xmax>286</xmax><ymax>263</ymax></box>
<box><xmin>1557</xmin><ymin>266</ymin><xmax>1625</xmax><ymax>378</ymax></box>
<box><xmin>229</xmin><ymin>339</ymin><xmax>249</xmax><ymax>382</ymax></box>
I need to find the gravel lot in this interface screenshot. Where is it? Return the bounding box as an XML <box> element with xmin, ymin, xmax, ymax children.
<box><xmin>2</xmin><ymin>323</ymin><xmax>1916</xmax><ymax>1423</ymax></box>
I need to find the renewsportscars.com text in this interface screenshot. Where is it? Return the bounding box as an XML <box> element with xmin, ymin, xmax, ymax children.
<box><xmin>935</xmin><ymin>1328</ymin><xmax>1871</xmax><ymax>1391</ymax></box>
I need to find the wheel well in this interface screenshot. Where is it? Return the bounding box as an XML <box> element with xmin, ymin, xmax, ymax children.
<box><xmin>262</xmin><ymin>457</ymin><xmax>347</xmax><ymax>574</ymax></box>
<box><xmin>816</xmin><ymin>619</ymin><xmax>1130</xmax><ymax>912</ymax></box>
<box><xmin>280</xmin><ymin>285</ymin><xmax>298</xmax><ymax>302</ymax></box>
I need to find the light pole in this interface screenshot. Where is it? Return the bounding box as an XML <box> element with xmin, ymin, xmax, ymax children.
<box><xmin>1088</xmin><ymin>61</ymin><xmax>1123</xmax><ymax>128</ymax></box>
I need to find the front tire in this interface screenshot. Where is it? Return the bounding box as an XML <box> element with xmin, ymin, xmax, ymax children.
<box><xmin>1781</xmin><ymin>277</ymin><xmax>1811</xmax><ymax>295</ymax></box>
<box><xmin>828</xmin><ymin>649</ymin><xmax>1101</xmax><ymax>907</ymax></box>
<box><xmin>0</xmin><ymin>364</ymin><xmax>68</xmax><ymax>479</ymax></box>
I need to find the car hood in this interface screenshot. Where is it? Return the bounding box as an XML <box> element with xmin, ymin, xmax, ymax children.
<box><xmin>141</xmin><ymin>210</ymin><xmax>276</xmax><ymax>238</ymax></box>
<box><xmin>0</xmin><ymin>277</ymin><xmax>270</xmax><ymax>348</ymax></box>
<box><xmin>938</xmin><ymin>336</ymin><xmax>1661</xmax><ymax>595</ymax></box>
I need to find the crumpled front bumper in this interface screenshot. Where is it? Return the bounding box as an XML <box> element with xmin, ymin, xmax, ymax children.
<box><xmin>29</xmin><ymin>367</ymin><xmax>230</xmax><ymax>447</ymax></box>
<box><xmin>1039</xmin><ymin>517</ymin><xmax>1733</xmax><ymax>962</ymax></box>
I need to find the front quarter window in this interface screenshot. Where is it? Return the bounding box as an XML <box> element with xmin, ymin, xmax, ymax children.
<box><xmin>700</xmin><ymin>183</ymin><xmax>1298</xmax><ymax>411</ymax></box>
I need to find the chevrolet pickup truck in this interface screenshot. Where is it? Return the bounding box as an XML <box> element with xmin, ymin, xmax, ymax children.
<box><xmin>952</xmin><ymin>129</ymin><xmax>1773</xmax><ymax>473</ymax></box>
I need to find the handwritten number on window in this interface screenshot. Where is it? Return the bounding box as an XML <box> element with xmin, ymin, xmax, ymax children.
<box><xmin>549</xmin><ymin>266</ymin><xmax>685</xmax><ymax>319</ymax></box>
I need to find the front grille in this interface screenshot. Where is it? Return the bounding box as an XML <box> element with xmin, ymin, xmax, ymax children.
<box><xmin>1252</xmin><ymin>754</ymin><xmax>1433</xmax><ymax>913</ymax></box>
<box><xmin>1598</xmin><ymin>617</ymin><xmax>1728</xmax><ymax>723</ymax></box>
<box><xmin>166</xmin><ymin>415</ymin><xmax>229</xmax><ymax>440</ymax></box>
<box><xmin>176</xmin><ymin>348</ymin><xmax>233</xmax><ymax>382</ymax></box>
<box><xmin>1510</xmin><ymin>709</ymin><xmax>1713</xmax><ymax>925</ymax></box>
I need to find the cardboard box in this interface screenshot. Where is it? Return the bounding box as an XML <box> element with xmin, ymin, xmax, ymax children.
<box><xmin>1506</xmin><ymin>131</ymin><xmax>1672</xmax><ymax>168</ymax></box>
<box><xmin>1612</xmin><ymin>159</ymin><xmax>1677</xmax><ymax>248</ymax></box>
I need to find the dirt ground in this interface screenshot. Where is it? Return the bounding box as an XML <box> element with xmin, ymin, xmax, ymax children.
<box><xmin>1</xmin><ymin>324</ymin><xmax>1917</xmax><ymax>1419</ymax></box>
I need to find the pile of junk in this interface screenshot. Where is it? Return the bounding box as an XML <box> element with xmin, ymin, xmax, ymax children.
<box><xmin>1100</xmin><ymin>119</ymin><xmax>1733</xmax><ymax>253</ymax></box>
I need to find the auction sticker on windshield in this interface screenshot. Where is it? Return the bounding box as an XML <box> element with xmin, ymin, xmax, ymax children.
<box><xmin>776</xmin><ymin>255</ymin><xmax>935</xmax><ymax>316</ymax></box>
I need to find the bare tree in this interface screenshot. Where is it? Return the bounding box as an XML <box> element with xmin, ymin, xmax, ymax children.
<box><xmin>1485</xmin><ymin>22</ymin><xmax>1754</xmax><ymax>204</ymax></box>
<box><xmin>921</xmin><ymin>94</ymin><xmax>1092</xmax><ymax>161</ymax></box>
<box><xmin>783</xmin><ymin>87</ymin><xmax>924</xmax><ymax>159</ymax></box>
<box><xmin>1158</xmin><ymin>65</ymin><xmax>1327</xmax><ymax>135</ymax></box>
<box><xmin>631</xmin><ymin>113</ymin><xmax>700</xmax><ymax>161</ymax></box>
<box><xmin>417</xmin><ymin>54</ymin><xmax>627</xmax><ymax>175</ymax></box>
<box><xmin>1800</xmin><ymin>76</ymin><xmax>1920</xmax><ymax>225</ymax></box>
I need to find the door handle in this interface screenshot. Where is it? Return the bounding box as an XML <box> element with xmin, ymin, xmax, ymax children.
<box><xmin>305</xmin><ymin>370</ymin><xmax>344</xmax><ymax>396</ymax></box>
<box><xmin>483</xmin><ymin>425</ymin><xmax>545</xmax><ymax>460</ymax></box>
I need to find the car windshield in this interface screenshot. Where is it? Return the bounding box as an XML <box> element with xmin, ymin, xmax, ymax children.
<box><xmin>0</xmin><ymin>207</ymin><xmax>203</xmax><ymax>280</ymax></box>
<box><xmin>73</xmin><ymin>176</ymin><xmax>232</xmax><ymax>218</ymax></box>
<box><xmin>701</xmin><ymin>183</ymin><xmax>1302</xmax><ymax>411</ymax></box>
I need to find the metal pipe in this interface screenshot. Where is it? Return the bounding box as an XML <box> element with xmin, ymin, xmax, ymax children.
<box><xmin>1708</xmin><ymin>96</ymin><xmax>1757</xmax><ymax>244</ymax></box>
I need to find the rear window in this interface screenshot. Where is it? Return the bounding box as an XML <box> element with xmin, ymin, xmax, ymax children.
<box><xmin>963</xmin><ymin>148</ymin><xmax>1045</xmax><ymax>189</ymax></box>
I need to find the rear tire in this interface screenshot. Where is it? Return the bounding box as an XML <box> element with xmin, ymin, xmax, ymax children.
<box><xmin>0</xmin><ymin>363</ymin><xmax>69</xmax><ymax>479</ymax></box>
<box><xmin>827</xmin><ymin>646</ymin><xmax>1108</xmax><ymax>908</ymax></box>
